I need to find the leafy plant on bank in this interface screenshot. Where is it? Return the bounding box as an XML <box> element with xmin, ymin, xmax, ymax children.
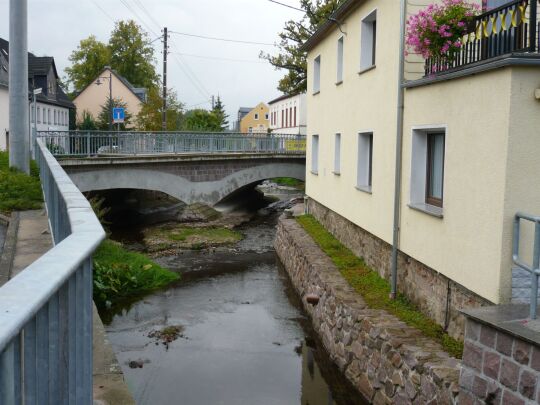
<box><xmin>92</xmin><ymin>240</ymin><xmax>179</xmax><ymax>309</ymax></box>
<box><xmin>297</xmin><ymin>215</ymin><xmax>463</xmax><ymax>358</ymax></box>
<box><xmin>0</xmin><ymin>152</ymin><xmax>43</xmax><ymax>214</ymax></box>
<box><xmin>406</xmin><ymin>0</ymin><xmax>480</xmax><ymax>63</ymax></box>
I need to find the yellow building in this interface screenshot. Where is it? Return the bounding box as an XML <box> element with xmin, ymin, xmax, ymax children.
<box><xmin>302</xmin><ymin>0</ymin><xmax>540</xmax><ymax>338</ymax></box>
<box><xmin>239</xmin><ymin>102</ymin><xmax>269</xmax><ymax>133</ymax></box>
<box><xmin>73</xmin><ymin>67</ymin><xmax>147</xmax><ymax>128</ymax></box>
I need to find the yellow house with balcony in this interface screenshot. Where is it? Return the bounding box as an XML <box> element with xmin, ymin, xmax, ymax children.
<box><xmin>302</xmin><ymin>0</ymin><xmax>540</xmax><ymax>339</ymax></box>
<box><xmin>239</xmin><ymin>102</ymin><xmax>270</xmax><ymax>133</ymax></box>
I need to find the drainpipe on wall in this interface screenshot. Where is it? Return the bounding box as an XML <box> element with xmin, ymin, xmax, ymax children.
<box><xmin>390</xmin><ymin>0</ymin><xmax>407</xmax><ymax>300</ymax></box>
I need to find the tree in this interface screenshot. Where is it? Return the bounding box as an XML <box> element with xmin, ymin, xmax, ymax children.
<box><xmin>261</xmin><ymin>0</ymin><xmax>344</xmax><ymax>95</ymax></box>
<box><xmin>97</xmin><ymin>98</ymin><xmax>132</xmax><ymax>130</ymax></box>
<box><xmin>182</xmin><ymin>109</ymin><xmax>222</xmax><ymax>132</ymax></box>
<box><xmin>212</xmin><ymin>96</ymin><xmax>229</xmax><ymax>131</ymax></box>
<box><xmin>65</xmin><ymin>36</ymin><xmax>111</xmax><ymax>92</ymax></box>
<box><xmin>108</xmin><ymin>20</ymin><xmax>159</xmax><ymax>89</ymax></box>
<box><xmin>78</xmin><ymin>110</ymin><xmax>98</xmax><ymax>130</ymax></box>
<box><xmin>136</xmin><ymin>87</ymin><xmax>185</xmax><ymax>131</ymax></box>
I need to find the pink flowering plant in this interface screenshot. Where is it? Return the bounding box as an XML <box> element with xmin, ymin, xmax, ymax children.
<box><xmin>406</xmin><ymin>0</ymin><xmax>481</xmax><ymax>61</ymax></box>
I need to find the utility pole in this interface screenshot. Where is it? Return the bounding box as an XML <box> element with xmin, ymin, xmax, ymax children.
<box><xmin>9</xmin><ymin>0</ymin><xmax>29</xmax><ymax>173</ymax></box>
<box><xmin>162</xmin><ymin>27</ymin><xmax>168</xmax><ymax>132</ymax></box>
<box><xmin>211</xmin><ymin>95</ymin><xmax>215</xmax><ymax>110</ymax></box>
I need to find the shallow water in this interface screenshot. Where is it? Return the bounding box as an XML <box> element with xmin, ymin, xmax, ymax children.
<box><xmin>103</xmin><ymin>189</ymin><xmax>366</xmax><ymax>405</ymax></box>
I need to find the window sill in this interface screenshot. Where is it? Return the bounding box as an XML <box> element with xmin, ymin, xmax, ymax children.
<box><xmin>355</xmin><ymin>185</ymin><xmax>372</xmax><ymax>194</ymax></box>
<box><xmin>312</xmin><ymin>90</ymin><xmax>320</xmax><ymax>96</ymax></box>
<box><xmin>358</xmin><ymin>65</ymin><xmax>376</xmax><ymax>75</ymax></box>
<box><xmin>332</xmin><ymin>171</ymin><xmax>341</xmax><ymax>176</ymax></box>
<box><xmin>408</xmin><ymin>203</ymin><xmax>443</xmax><ymax>218</ymax></box>
<box><xmin>310</xmin><ymin>170</ymin><xmax>319</xmax><ymax>175</ymax></box>
<box><xmin>335</xmin><ymin>80</ymin><xmax>343</xmax><ymax>86</ymax></box>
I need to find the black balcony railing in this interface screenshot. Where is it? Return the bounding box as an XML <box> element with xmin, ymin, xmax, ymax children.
<box><xmin>425</xmin><ymin>0</ymin><xmax>539</xmax><ymax>76</ymax></box>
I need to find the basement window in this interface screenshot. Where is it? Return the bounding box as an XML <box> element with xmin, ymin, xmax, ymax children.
<box><xmin>360</xmin><ymin>10</ymin><xmax>377</xmax><ymax>71</ymax></box>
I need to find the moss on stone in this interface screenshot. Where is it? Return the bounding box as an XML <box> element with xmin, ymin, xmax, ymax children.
<box><xmin>296</xmin><ymin>214</ymin><xmax>463</xmax><ymax>358</ymax></box>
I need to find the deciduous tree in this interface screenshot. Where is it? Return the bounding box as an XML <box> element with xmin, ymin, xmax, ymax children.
<box><xmin>136</xmin><ymin>87</ymin><xmax>185</xmax><ymax>131</ymax></box>
<box><xmin>65</xmin><ymin>36</ymin><xmax>110</xmax><ymax>93</ymax></box>
<box><xmin>182</xmin><ymin>109</ymin><xmax>222</xmax><ymax>132</ymax></box>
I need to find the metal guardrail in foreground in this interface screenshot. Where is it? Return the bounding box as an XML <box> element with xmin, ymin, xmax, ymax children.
<box><xmin>513</xmin><ymin>212</ymin><xmax>540</xmax><ymax>319</ymax></box>
<box><xmin>37</xmin><ymin>131</ymin><xmax>307</xmax><ymax>157</ymax></box>
<box><xmin>0</xmin><ymin>139</ymin><xmax>105</xmax><ymax>404</ymax></box>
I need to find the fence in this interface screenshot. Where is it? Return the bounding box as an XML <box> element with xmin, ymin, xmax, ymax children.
<box><xmin>37</xmin><ymin>131</ymin><xmax>307</xmax><ymax>157</ymax></box>
<box><xmin>425</xmin><ymin>0</ymin><xmax>539</xmax><ymax>75</ymax></box>
<box><xmin>513</xmin><ymin>212</ymin><xmax>540</xmax><ymax>319</ymax></box>
<box><xmin>0</xmin><ymin>138</ymin><xmax>105</xmax><ymax>404</ymax></box>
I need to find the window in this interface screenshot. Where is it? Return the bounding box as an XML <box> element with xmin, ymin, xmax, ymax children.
<box><xmin>313</xmin><ymin>55</ymin><xmax>321</xmax><ymax>94</ymax></box>
<box><xmin>334</xmin><ymin>133</ymin><xmax>341</xmax><ymax>174</ymax></box>
<box><xmin>48</xmin><ymin>109</ymin><xmax>51</xmax><ymax>125</ymax></box>
<box><xmin>37</xmin><ymin>107</ymin><xmax>41</xmax><ymax>123</ymax></box>
<box><xmin>31</xmin><ymin>106</ymin><xmax>35</xmax><ymax>122</ymax></box>
<box><xmin>294</xmin><ymin>107</ymin><xmax>297</xmax><ymax>127</ymax></box>
<box><xmin>311</xmin><ymin>135</ymin><xmax>319</xmax><ymax>174</ymax></box>
<box><xmin>281</xmin><ymin>110</ymin><xmax>284</xmax><ymax>128</ymax></box>
<box><xmin>285</xmin><ymin>109</ymin><xmax>288</xmax><ymax>127</ymax></box>
<box><xmin>426</xmin><ymin>133</ymin><xmax>445</xmax><ymax>207</ymax></box>
<box><xmin>265</xmin><ymin>113</ymin><xmax>269</xmax><ymax>120</ymax></box>
<box><xmin>360</xmin><ymin>10</ymin><xmax>377</xmax><ymax>71</ymax></box>
<box><xmin>254</xmin><ymin>113</ymin><xmax>259</xmax><ymax>120</ymax></box>
<box><xmin>410</xmin><ymin>127</ymin><xmax>446</xmax><ymax>216</ymax></box>
<box><xmin>289</xmin><ymin>107</ymin><xmax>292</xmax><ymax>127</ymax></box>
<box><xmin>337</xmin><ymin>36</ymin><xmax>344</xmax><ymax>83</ymax></box>
<box><xmin>357</xmin><ymin>132</ymin><xmax>373</xmax><ymax>192</ymax></box>
<box><xmin>248</xmin><ymin>127</ymin><xmax>253</xmax><ymax>133</ymax></box>
<box><xmin>485</xmin><ymin>0</ymin><xmax>511</xmax><ymax>9</ymax></box>
<box><xmin>54</xmin><ymin>110</ymin><xmax>57</xmax><ymax>125</ymax></box>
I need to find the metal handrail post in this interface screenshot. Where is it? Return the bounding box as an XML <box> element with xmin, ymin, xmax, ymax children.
<box><xmin>530</xmin><ymin>0</ymin><xmax>538</xmax><ymax>52</ymax></box>
<box><xmin>530</xmin><ymin>222</ymin><xmax>540</xmax><ymax>318</ymax></box>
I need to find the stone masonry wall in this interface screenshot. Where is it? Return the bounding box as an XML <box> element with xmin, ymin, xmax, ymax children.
<box><xmin>460</xmin><ymin>319</ymin><xmax>540</xmax><ymax>404</ymax></box>
<box><xmin>306</xmin><ymin>198</ymin><xmax>492</xmax><ymax>340</ymax></box>
<box><xmin>275</xmin><ymin>216</ymin><xmax>461</xmax><ymax>404</ymax></box>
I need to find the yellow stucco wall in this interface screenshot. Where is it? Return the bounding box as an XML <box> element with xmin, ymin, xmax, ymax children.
<box><xmin>240</xmin><ymin>103</ymin><xmax>269</xmax><ymax>133</ymax></box>
<box><xmin>305</xmin><ymin>0</ymin><xmax>540</xmax><ymax>304</ymax></box>
<box><xmin>73</xmin><ymin>68</ymin><xmax>143</xmax><ymax>127</ymax></box>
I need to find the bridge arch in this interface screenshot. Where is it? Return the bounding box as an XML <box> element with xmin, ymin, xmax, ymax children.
<box><xmin>66</xmin><ymin>161</ymin><xmax>305</xmax><ymax>206</ymax></box>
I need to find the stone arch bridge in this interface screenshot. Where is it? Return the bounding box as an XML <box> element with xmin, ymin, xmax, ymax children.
<box><xmin>59</xmin><ymin>153</ymin><xmax>306</xmax><ymax>205</ymax></box>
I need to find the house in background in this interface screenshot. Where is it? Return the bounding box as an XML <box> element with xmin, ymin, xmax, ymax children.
<box><xmin>234</xmin><ymin>107</ymin><xmax>253</xmax><ymax>131</ymax></box>
<box><xmin>302</xmin><ymin>0</ymin><xmax>540</xmax><ymax>340</ymax></box>
<box><xmin>72</xmin><ymin>67</ymin><xmax>147</xmax><ymax>128</ymax></box>
<box><xmin>239</xmin><ymin>102</ymin><xmax>269</xmax><ymax>133</ymax></box>
<box><xmin>0</xmin><ymin>38</ymin><xmax>74</xmax><ymax>151</ymax></box>
<box><xmin>268</xmin><ymin>93</ymin><xmax>306</xmax><ymax>135</ymax></box>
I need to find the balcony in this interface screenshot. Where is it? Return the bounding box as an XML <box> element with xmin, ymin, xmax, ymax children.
<box><xmin>424</xmin><ymin>0</ymin><xmax>540</xmax><ymax>76</ymax></box>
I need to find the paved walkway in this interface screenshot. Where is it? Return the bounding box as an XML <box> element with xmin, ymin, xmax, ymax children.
<box><xmin>0</xmin><ymin>209</ymin><xmax>134</xmax><ymax>405</ymax></box>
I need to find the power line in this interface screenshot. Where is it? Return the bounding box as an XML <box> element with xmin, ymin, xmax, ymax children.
<box><xmin>118</xmin><ymin>0</ymin><xmax>160</xmax><ymax>37</ymax></box>
<box><xmin>90</xmin><ymin>0</ymin><xmax>115</xmax><ymax>22</ymax></box>
<box><xmin>187</xmin><ymin>100</ymin><xmax>212</xmax><ymax>109</ymax></box>
<box><xmin>169</xmin><ymin>31</ymin><xmax>275</xmax><ymax>46</ymax></box>
<box><xmin>266</xmin><ymin>0</ymin><xmax>305</xmax><ymax>12</ymax></box>
<box><xmin>173</xmin><ymin>52</ymin><xmax>267</xmax><ymax>64</ymax></box>
<box><xmin>132</xmin><ymin>0</ymin><xmax>161</xmax><ymax>30</ymax></box>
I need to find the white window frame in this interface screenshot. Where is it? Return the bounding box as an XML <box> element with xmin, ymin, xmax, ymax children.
<box><xmin>336</xmin><ymin>36</ymin><xmax>344</xmax><ymax>84</ymax></box>
<box><xmin>313</xmin><ymin>55</ymin><xmax>321</xmax><ymax>94</ymax></box>
<box><xmin>334</xmin><ymin>133</ymin><xmax>341</xmax><ymax>174</ymax></box>
<box><xmin>409</xmin><ymin>124</ymin><xmax>447</xmax><ymax>218</ymax></box>
<box><xmin>360</xmin><ymin>9</ymin><xmax>377</xmax><ymax>72</ymax></box>
<box><xmin>311</xmin><ymin>134</ymin><xmax>319</xmax><ymax>174</ymax></box>
<box><xmin>356</xmin><ymin>131</ymin><xmax>374</xmax><ymax>193</ymax></box>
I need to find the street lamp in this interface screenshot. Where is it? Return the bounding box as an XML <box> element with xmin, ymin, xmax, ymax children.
<box><xmin>31</xmin><ymin>87</ymin><xmax>42</xmax><ymax>158</ymax></box>
<box><xmin>95</xmin><ymin>66</ymin><xmax>113</xmax><ymax>131</ymax></box>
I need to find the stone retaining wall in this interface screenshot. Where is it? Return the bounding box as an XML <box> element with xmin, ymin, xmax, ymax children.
<box><xmin>460</xmin><ymin>313</ymin><xmax>540</xmax><ymax>404</ymax></box>
<box><xmin>275</xmin><ymin>216</ymin><xmax>461</xmax><ymax>404</ymax></box>
<box><xmin>306</xmin><ymin>198</ymin><xmax>491</xmax><ymax>340</ymax></box>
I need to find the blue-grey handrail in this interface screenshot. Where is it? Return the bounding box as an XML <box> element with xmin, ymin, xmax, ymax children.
<box><xmin>512</xmin><ymin>212</ymin><xmax>540</xmax><ymax>319</ymax></box>
<box><xmin>0</xmin><ymin>138</ymin><xmax>105</xmax><ymax>404</ymax></box>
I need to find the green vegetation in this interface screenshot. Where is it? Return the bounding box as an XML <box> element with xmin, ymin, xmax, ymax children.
<box><xmin>271</xmin><ymin>177</ymin><xmax>305</xmax><ymax>189</ymax></box>
<box><xmin>0</xmin><ymin>152</ymin><xmax>43</xmax><ymax>214</ymax></box>
<box><xmin>93</xmin><ymin>239</ymin><xmax>179</xmax><ymax>308</ymax></box>
<box><xmin>296</xmin><ymin>215</ymin><xmax>463</xmax><ymax>358</ymax></box>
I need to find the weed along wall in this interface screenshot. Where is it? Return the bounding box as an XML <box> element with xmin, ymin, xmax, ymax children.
<box><xmin>275</xmin><ymin>215</ymin><xmax>461</xmax><ymax>403</ymax></box>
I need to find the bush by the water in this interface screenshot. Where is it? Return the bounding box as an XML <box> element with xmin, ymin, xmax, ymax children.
<box><xmin>0</xmin><ymin>152</ymin><xmax>43</xmax><ymax>213</ymax></box>
<box><xmin>93</xmin><ymin>240</ymin><xmax>179</xmax><ymax>308</ymax></box>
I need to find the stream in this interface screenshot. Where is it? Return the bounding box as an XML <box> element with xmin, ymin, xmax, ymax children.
<box><xmin>101</xmin><ymin>187</ymin><xmax>367</xmax><ymax>405</ymax></box>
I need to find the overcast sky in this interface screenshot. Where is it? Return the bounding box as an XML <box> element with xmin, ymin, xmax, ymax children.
<box><xmin>0</xmin><ymin>0</ymin><xmax>302</xmax><ymax>127</ymax></box>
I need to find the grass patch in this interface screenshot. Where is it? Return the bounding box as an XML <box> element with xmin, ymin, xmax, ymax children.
<box><xmin>0</xmin><ymin>151</ymin><xmax>43</xmax><ymax>214</ymax></box>
<box><xmin>93</xmin><ymin>239</ymin><xmax>179</xmax><ymax>308</ymax></box>
<box><xmin>144</xmin><ymin>225</ymin><xmax>243</xmax><ymax>252</ymax></box>
<box><xmin>271</xmin><ymin>177</ymin><xmax>305</xmax><ymax>188</ymax></box>
<box><xmin>296</xmin><ymin>215</ymin><xmax>463</xmax><ymax>358</ymax></box>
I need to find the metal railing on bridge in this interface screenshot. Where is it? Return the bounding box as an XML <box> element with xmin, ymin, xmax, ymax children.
<box><xmin>0</xmin><ymin>138</ymin><xmax>105</xmax><ymax>404</ymax></box>
<box><xmin>37</xmin><ymin>131</ymin><xmax>307</xmax><ymax>157</ymax></box>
